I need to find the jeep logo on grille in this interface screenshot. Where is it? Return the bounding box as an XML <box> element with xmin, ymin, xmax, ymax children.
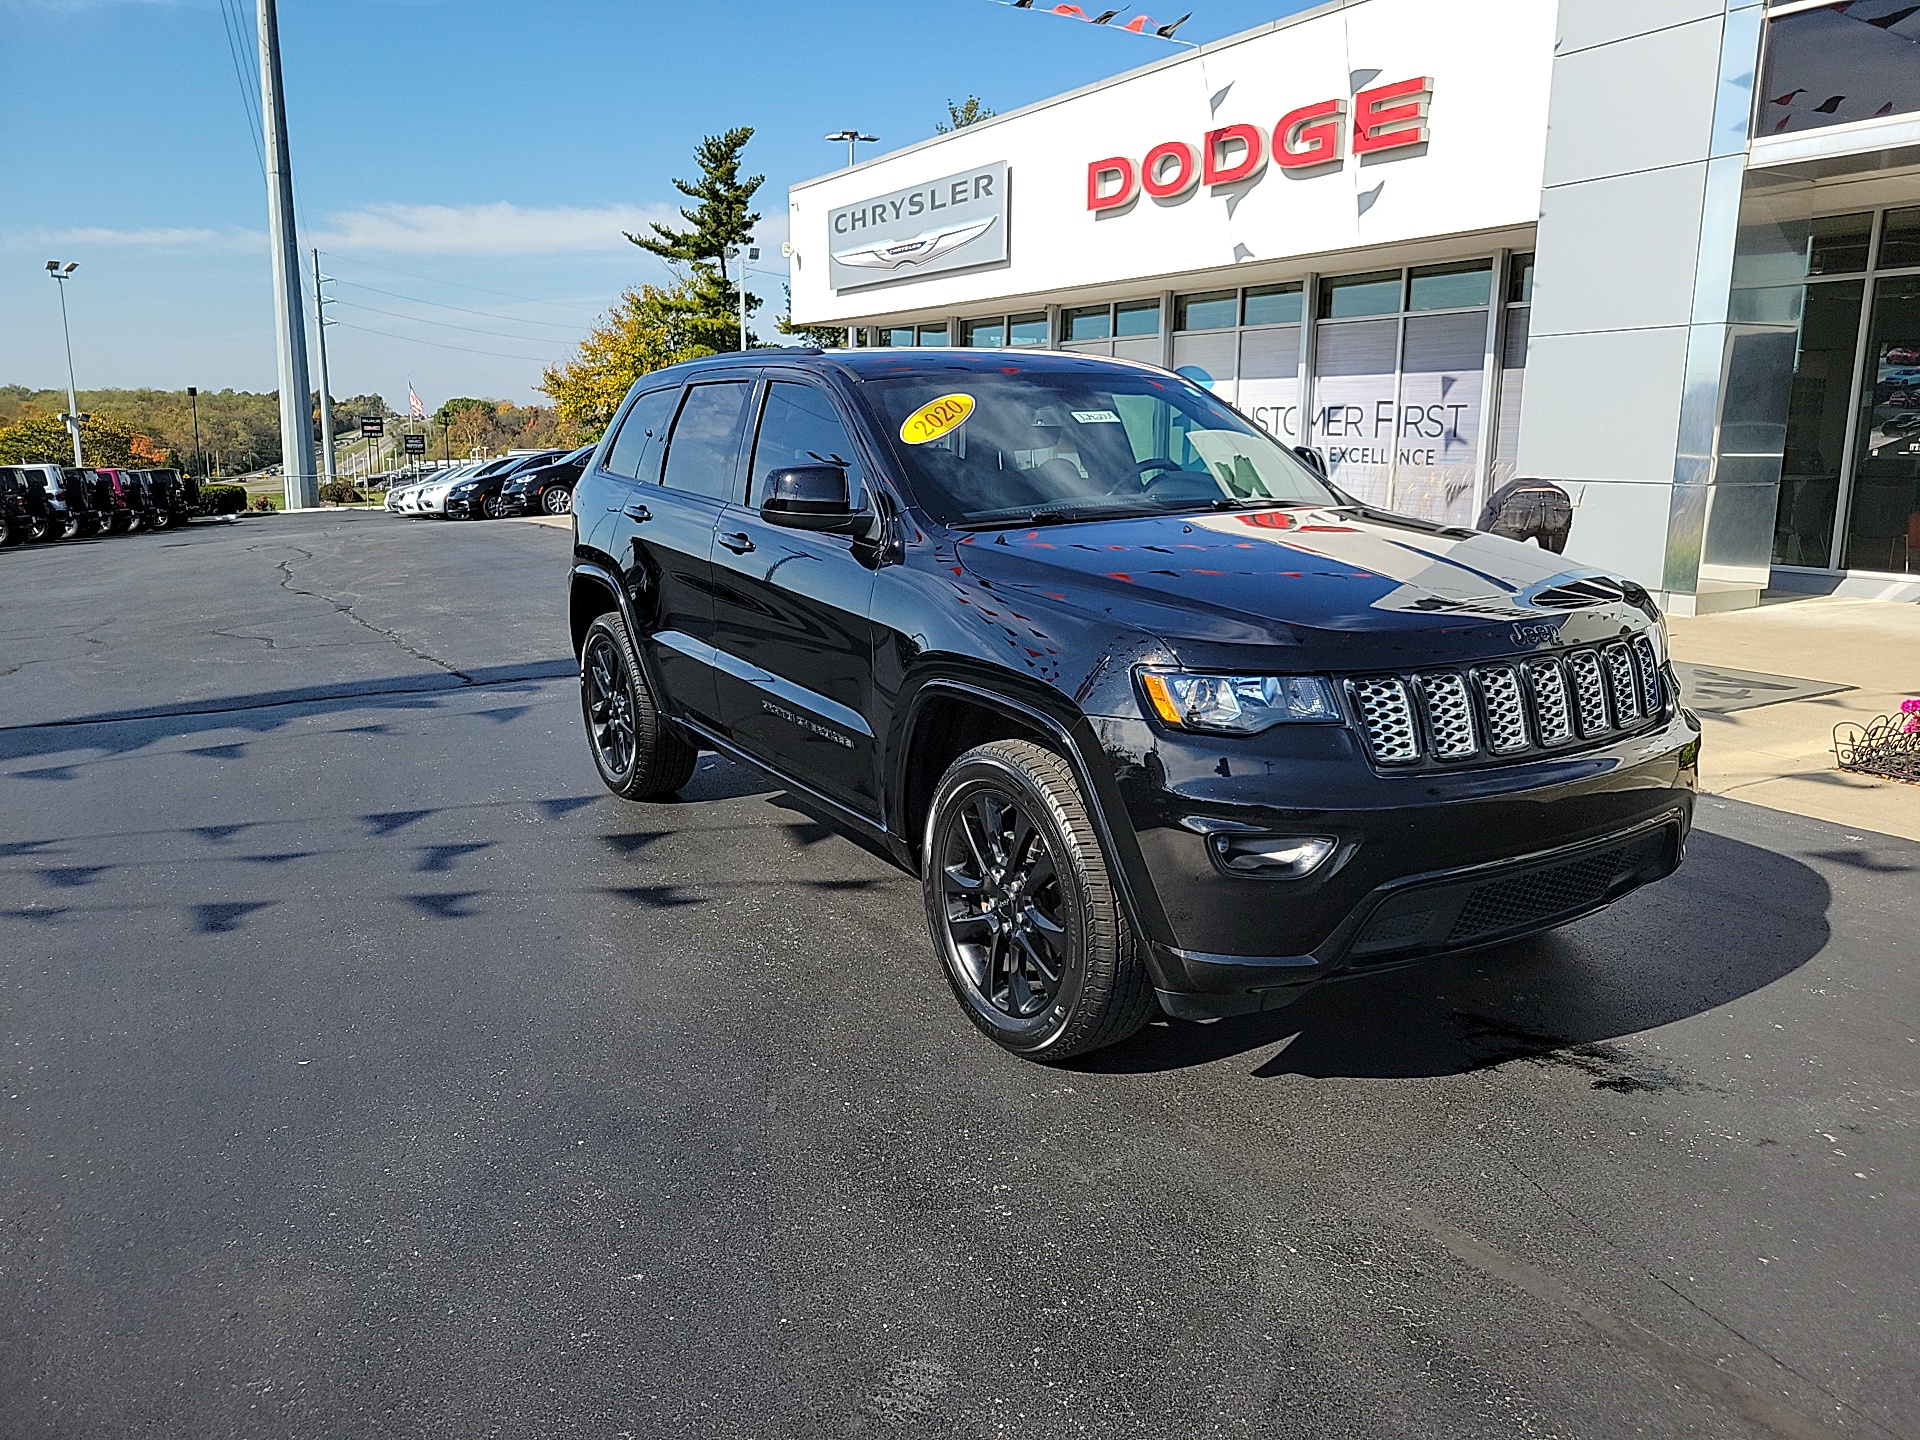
<box><xmin>1511</xmin><ymin>622</ymin><xmax>1558</xmax><ymax>648</ymax></box>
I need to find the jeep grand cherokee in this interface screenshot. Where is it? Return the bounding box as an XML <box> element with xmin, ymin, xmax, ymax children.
<box><xmin>567</xmin><ymin>349</ymin><xmax>1698</xmax><ymax>1060</ymax></box>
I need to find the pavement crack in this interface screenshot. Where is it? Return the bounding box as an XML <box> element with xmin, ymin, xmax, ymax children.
<box><xmin>272</xmin><ymin>548</ymin><xmax>473</xmax><ymax>681</ymax></box>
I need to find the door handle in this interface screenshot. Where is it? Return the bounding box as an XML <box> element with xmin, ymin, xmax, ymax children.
<box><xmin>718</xmin><ymin>530</ymin><xmax>755</xmax><ymax>554</ymax></box>
<box><xmin>623</xmin><ymin>501</ymin><xmax>653</xmax><ymax>522</ymax></box>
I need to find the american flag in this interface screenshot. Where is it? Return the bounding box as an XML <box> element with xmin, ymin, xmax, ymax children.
<box><xmin>408</xmin><ymin>385</ymin><xmax>425</xmax><ymax>421</ymax></box>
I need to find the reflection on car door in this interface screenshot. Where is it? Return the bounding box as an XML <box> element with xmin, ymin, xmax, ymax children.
<box><xmin>599</xmin><ymin>378</ymin><xmax>752</xmax><ymax>731</ymax></box>
<box><xmin>709</xmin><ymin>377</ymin><xmax>883</xmax><ymax>818</ymax></box>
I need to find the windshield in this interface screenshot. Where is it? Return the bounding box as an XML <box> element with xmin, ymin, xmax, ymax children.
<box><xmin>859</xmin><ymin>369</ymin><xmax>1341</xmax><ymax>527</ymax></box>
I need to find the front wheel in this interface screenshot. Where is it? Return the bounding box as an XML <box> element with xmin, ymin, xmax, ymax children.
<box><xmin>483</xmin><ymin>494</ymin><xmax>512</xmax><ymax>519</ymax></box>
<box><xmin>579</xmin><ymin>612</ymin><xmax>697</xmax><ymax>800</ymax></box>
<box><xmin>923</xmin><ymin>739</ymin><xmax>1155</xmax><ymax>1061</ymax></box>
<box><xmin>541</xmin><ymin>486</ymin><xmax>573</xmax><ymax>516</ymax></box>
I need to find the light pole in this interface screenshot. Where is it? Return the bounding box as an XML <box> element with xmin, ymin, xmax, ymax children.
<box><xmin>188</xmin><ymin>386</ymin><xmax>204</xmax><ymax>482</ymax></box>
<box><xmin>310</xmin><ymin>248</ymin><xmax>337</xmax><ymax>488</ymax></box>
<box><xmin>825</xmin><ymin>129</ymin><xmax>878</xmax><ymax>169</ymax></box>
<box><xmin>45</xmin><ymin>261</ymin><xmax>83</xmax><ymax>465</ymax></box>
<box><xmin>724</xmin><ymin>243</ymin><xmax>760</xmax><ymax>352</ymax></box>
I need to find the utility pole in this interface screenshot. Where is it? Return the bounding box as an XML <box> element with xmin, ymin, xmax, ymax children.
<box><xmin>310</xmin><ymin>248</ymin><xmax>336</xmax><ymax>489</ymax></box>
<box><xmin>45</xmin><ymin>261</ymin><xmax>83</xmax><ymax>464</ymax></box>
<box><xmin>725</xmin><ymin>243</ymin><xmax>759</xmax><ymax>352</ymax></box>
<box><xmin>188</xmin><ymin>387</ymin><xmax>204</xmax><ymax>481</ymax></box>
<box><xmin>257</xmin><ymin>0</ymin><xmax>314</xmax><ymax>510</ymax></box>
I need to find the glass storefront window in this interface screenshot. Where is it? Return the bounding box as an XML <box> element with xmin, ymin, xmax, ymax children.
<box><xmin>1115</xmin><ymin>299</ymin><xmax>1160</xmax><ymax>336</ymax></box>
<box><xmin>1773</xmin><ymin>280</ymin><xmax>1865</xmax><ymax>567</ymax></box>
<box><xmin>917</xmin><ymin>323</ymin><xmax>949</xmax><ymax>347</ymax></box>
<box><xmin>1408</xmin><ymin>260</ymin><xmax>1493</xmax><ymax>312</ymax></box>
<box><xmin>1844</xmin><ymin>274</ymin><xmax>1920</xmax><ymax>573</ymax></box>
<box><xmin>1319</xmin><ymin>271</ymin><xmax>1401</xmax><ymax>319</ymax></box>
<box><xmin>883</xmin><ymin>326</ymin><xmax>915</xmax><ymax>348</ymax></box>
<box><xmin>1394</xmin><ymin>311</ymin><xmax>1489</xmax><ymax>523</ymax></box>
<box><xmin>1242</xmin><ymin>283</ymin><xmax>1302</xmax><ymax>327</ymax></box>
<box><xmin>1064</xmin><ymin>305</ymin><xmax>1112</xmax><ymax>341</ymax></box>
<box><xmin>962</xmin><ymin>318</ymin><xmax>1006</xmax><ymax>347</ymax></box>
<box><xmin>1009</xmin><ymin>312</ymin><xmax>1049</xmax><ymax>347</ymax></box>
<box><xmin>1757</xmin><ymin>5</ymin><xmax>1920</xmax><ymax>138</ymax></box>
<box><xmin>1506</xmin><ymin>252</ymin><xmax>1534</xmax><ymax>305</ymax></box>
<box><xmin>1879</xmin><ymin>207</ymin><xmax>1920</xmax><ymax>270</ymax></box>
<box><xmin>1809</xmin><ymin>214</ymin><xmax>1873</xmax><ymax>275</ymax></box>
<box><xmin>1175</xmin><ymin>291</ymin><xmax>1237</xmax><ymax>331</ymax></box>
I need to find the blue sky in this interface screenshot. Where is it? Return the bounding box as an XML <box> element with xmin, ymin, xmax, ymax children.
<box><xmin>1</xmin><ymin>0</ymin><xmax>1317</xmax><ymax>408</ymax></box>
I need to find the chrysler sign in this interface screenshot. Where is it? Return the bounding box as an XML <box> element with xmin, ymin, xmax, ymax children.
<box><xmin>828</xmin><ymin>161</ymin><xmax>1008</xmax><ymax>292</ymax></box>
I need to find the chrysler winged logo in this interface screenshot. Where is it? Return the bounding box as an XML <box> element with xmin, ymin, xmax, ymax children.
<box><xmin>832</xmin><ymin>216</ymin><xmax>998</xmax><ymax>272</ymax></box>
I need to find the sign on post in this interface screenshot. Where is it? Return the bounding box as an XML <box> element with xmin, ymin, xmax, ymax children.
<box><xmin>359</xmin><ymin>416</ymin><xmax>385</xmax><ymax>438</ymax></box>
<box><xmin>402</xmin><ymin>434</ymin><xmax>426</xmax><ymax>455</ymax></box>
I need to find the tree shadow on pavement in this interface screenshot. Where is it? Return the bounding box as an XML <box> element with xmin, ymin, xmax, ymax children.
<box><xmin>1078</xmin><ymin>827</ymin><xmax>1830</xmax><ymax>1081</ymax></box>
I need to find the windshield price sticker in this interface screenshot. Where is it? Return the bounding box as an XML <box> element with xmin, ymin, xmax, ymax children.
<box><xmin>899</xmin><ymin>393</ymin><xmax>975</xmax><ymax>445</ymax></box>
<box><xmin>1071</xmin><ymin>409</ymin><xmax>1122</xmax><ymax>424</ymax></box>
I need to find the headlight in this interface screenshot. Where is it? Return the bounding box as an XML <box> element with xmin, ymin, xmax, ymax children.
<box><xmin>1138</xmin><ymin>669</ymin><xmax>1341</xmax><ymax>734</ymax></box>
<box><xmin>450</xmin><ymin>483</ymin><xmax>477</xmax><ymax>496</ymax></box>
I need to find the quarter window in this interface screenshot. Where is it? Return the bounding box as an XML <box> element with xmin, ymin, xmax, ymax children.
<box><xmin>603</xmin><ymin>388</ymin><xmax>678</xmax><ymax>481</ymax></box>
<box><xmin>661</xmin><ymin>382</ymin><xmax>751</xmax><ymax>501</ymax></box>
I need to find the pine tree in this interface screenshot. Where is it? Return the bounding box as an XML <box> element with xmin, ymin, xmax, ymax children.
<box><xmin>627</xmin><ymin>127</ymin><xmax>764</xmax><ymax>350</ymax></box>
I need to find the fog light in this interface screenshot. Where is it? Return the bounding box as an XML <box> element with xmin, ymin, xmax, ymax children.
<box><xmin>1210</xmin><ymin>833</ymin><xmax>1336</xmax><ymax>877</ymax></box>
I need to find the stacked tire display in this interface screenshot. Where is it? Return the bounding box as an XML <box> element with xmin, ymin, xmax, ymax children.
<box><xmin>0</xmin><ymin>465</ymin><xmax>202</xmax><ymax>547</ymax></box>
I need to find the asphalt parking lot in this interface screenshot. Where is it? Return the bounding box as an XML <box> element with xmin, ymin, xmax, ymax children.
<box><xmin>2</xmin><ymin>512</ymin><xmax>1916</xmax><ymax>1439</ymax></box>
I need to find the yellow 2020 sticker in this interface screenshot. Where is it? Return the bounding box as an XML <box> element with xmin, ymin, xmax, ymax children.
<box><xmin>899</xmin><ymin>393</ymin><xmax>975</xmax><ymax>445</ymax></box>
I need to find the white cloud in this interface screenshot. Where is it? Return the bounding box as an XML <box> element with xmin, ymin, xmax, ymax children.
<box><xmin>310</xmin><ymin>201</ymin><xmax>681</xmax><ymax>257</ymax></box>
<box><xmin>24</xmin><ymin>225</ymin><xmax>262</xmax><ymax>251</ymax></box>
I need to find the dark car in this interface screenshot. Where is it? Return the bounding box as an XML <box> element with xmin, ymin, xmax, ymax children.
<box><xmin>128</xmin><ymin>469</ymin><xmax>196</xmax><ymax>528</ymax></box>
<box><xmin>60</xmin><ymin>468</ymin><xmax>109</xmax><ymax>537</ymax></box>
<box><xmin>500</xmin><ymin>444</ymin><xmax>593</xmax><ymax>517</ymax></box>
<box><xmin>0</xmin><ymin>467</ymin><xmax>33</xmax><ymax>545</ymax></box>
<box><xmin>2</xmin><ymin>465</ymin><xmax>71</xmax><ymax>543</ymax></box>
<box><xmin>442</xmin><ymin>450</ymin><xmax>564</xmax><ymax>520</ymax></box>
<box><xmin>566</xmin><ymin>350</ymin><xmax>1698</xmax><ymax>1062</ymax></box>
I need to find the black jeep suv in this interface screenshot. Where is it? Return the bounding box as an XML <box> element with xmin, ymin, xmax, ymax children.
<box><xmin>568</xmin><ymin>350</ymin><xmax>1699</xmax><ymax>1061</ymax></box>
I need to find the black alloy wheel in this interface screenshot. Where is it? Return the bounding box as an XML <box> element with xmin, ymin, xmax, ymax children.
<box><xmin>923</xmin><ymin>740</ymin><xmax>1155</xmax><ymax>1060</ymax></box>
<box><xmin>579</xmin><ymin>612</ymin><xmax>698</xmax><ymax>800</ymax></box>
<box><xmin>483</xmin><ymin>494</ymin><xmax>513</xmax><ymax>520</ymax></box>
<box><xmin>541</xmin><ymin>485</ymin><xmax>573</xmax><ymax>516</ymax></box>
<box><xmin>26</xmin><ymin>513</ymin><xmax>64</xmax><ymax>543</ymax></box>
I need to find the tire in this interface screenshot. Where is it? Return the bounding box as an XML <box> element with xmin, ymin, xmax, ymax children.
<box><xmin>107</xmin><ymin>514</ymin><xmax>130</xmax><ymax>535</ymax></box>
<box><xmin>25</xmin><ymin>514</ymin><xmax>63</xmax><ymax>544</ymax></box>
<box><xmin>149</xmin><ymin>509</ymin><xmax>173</xmax><ymax>532</ymax></box>
<box><xmin>541</xmin><ymin>486</ymin><xmax>573</xmax><ymax>516</ymax></box>
<box><xmin>579</xmin><ymin>611</ymin><xmax>697</xmax><ymax>800</ymax></box>
<box><xmin>483</xmin><ymin>494</ymin><xmax>512</xmax><ymax>520</ymax></box>
<box><xmin>922</xmin><ymin>739</ymin><xmax>1156</xmax><ymax>1061</ymax></box>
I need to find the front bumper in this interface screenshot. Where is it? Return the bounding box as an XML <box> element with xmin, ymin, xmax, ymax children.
<box><xmin>1102</xmin><ymin>707</ymin><xmax>1701</xmax><ymax>1017</ymax></box>
<box><xmin>444</xmin><ymin>495</ymin><xmax>481</xmax><ymax>517</ymax></box>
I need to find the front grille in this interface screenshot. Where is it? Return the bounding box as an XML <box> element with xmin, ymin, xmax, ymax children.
<box><xmin>1347</xmin><ymin>636</ymin><xmax>1669</xmax><ymax>768</ymax></box>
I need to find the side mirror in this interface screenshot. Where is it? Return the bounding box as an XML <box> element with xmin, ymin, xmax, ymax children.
<box><xmin>1292</xmin><ymin>445</ymin><xmax>1328</xmax><ymax>479</ymax></box>
<box><xmin>759</xmin><ymin>464</ymin><xmax>869</xmax><ymax>534</ymax></box>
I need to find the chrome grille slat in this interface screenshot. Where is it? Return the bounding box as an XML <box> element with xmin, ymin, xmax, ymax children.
<box><xmin>1526</xmin><ymin>660</ymin><xmax>1574</xmax><ymax>745</ymax></box>
<box><xmin>1567</xmin><ymin>649</ymin><xmax>1612</xmax><ymax>736</ymax></box>
<box><xmin>1475</xmin><ymin>666</ymin><xmax>1531</xmax><ymax>753</ymax></box>
<box><xmin>1350</xmin><ymin>677</ymin><xmax>1420</xmax><ymax>764</ymax></box>
<box><xmin>1631</xmin><ymin>634</ymin><xmax>1662</xmax><ymax>713</ymax></box>
<box><xmin>1604</xmin><ymin>643</ymin><xmax>1639</xmax><ymax>723</ymax></box>
<box><xmin>1415</xmin><ymin>672</ymin><xmax>1479</xmax><ymax>760</ymax></box>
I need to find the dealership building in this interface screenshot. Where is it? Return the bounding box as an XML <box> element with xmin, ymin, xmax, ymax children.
<box><xmin>788</xmin><ymin>0</ymin><xmax>1920</xmax><ymax>610</ymax></box>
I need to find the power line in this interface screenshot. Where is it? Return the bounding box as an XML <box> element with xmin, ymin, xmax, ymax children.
<box><xmin>330</xmin><ymin>296</ymin><xmax>580</xmax><ymax>345</ymax></box>
<box><xmin>328</xmin><ymin>278</ymin><xmax>592</xmax><ymax>332</ymax></box>
<box><xmin>321</xmin><ymin>251</ymin><xmax>604</xmax><ymax>312</ymax></box>
<box><xmin>330</xmin><ymin>320</ymin><xmax>562</xmax><ymax>364</ymax></box>
<box><xmin>215</xmin><ymin>0</ymin><xmax>266</xmax><ymax>179</ymax></box>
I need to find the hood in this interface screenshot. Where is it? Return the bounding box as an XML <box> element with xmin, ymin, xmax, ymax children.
<box><xmin>954</xmin><ymin>507</ymin><xmax>1654</xmax><ymax>666</ymax></box>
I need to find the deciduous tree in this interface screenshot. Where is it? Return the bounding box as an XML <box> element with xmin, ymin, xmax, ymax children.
<box><xmin>539</xmin><ymin>277</ymin><xmax>714</xmax><ymax>437</ymax></box>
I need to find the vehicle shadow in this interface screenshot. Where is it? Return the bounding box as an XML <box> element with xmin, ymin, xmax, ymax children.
<box><xmin>1077</xmin><ymin>827</ymin><xmax>1831</xmax><ymax>1082</ymax></box>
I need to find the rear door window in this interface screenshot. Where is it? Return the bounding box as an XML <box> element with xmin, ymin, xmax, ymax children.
<box><xmin>662</xmin><ymin>381</ymin><xmax>752</xmax><ymax>501</ymax></box>
<box><xmin>602</xmin><ymin>388</ymin><xmax>678</xmax><ymax>482</ymax></box>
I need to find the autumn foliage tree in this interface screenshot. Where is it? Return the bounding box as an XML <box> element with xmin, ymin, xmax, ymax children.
<box><xmin>539</xmin><ymin>278</ymin><xmax>715</xmax><ymax>438</ymax></box>
<box><xmin>0</xmin><ymin>413</ymin><xmax>151</xmax><ymax>467</ymax></box>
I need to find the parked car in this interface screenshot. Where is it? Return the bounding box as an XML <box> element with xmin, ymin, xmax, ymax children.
<box><xmin>442</xmin><ymin>449</ymin><xmax>565</xmax><ymax>520</ymax></box>
<box><xmin>141</xmin><ymin>468</ymin><xmax>200</xmax><ymax>524</ymax></box>
<box><xmin>567</xmin><ymin>348</ymin><xmax>1699</xmax><ymax>1061</ymax></box>
<box><xmin>0</xmin><ymin>467</ymin><xmax>38</xmax><ymax>545</ymax></box>
<box><xmin>499</xmin><ymin>444</ymin><xmax>593</xmax><ymax>517</ymax></box>
<box><xmin>386</xmin><ymin>464</ymin><xmax>473</xmax><ymax>515</ymax></box>
<box><xmin>2</xmin><ymin>464</ymin><xmax>72</xmax><ymax>542</ymax></box>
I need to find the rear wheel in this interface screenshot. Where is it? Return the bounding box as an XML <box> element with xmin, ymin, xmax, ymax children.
<box><xmin>923</xmin><ymin>740</ymin><xmax>1155</xmax><ymax>1061</ymax></box>
<box><xmin>580</xmin><ymin>612</ymin><xmax>697</xmax><ymax>800</ymax></box>
<box><xmin>542</xmin><ymin>486</ymin><xmax>573</xmax><ymax>516</ymax></box>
